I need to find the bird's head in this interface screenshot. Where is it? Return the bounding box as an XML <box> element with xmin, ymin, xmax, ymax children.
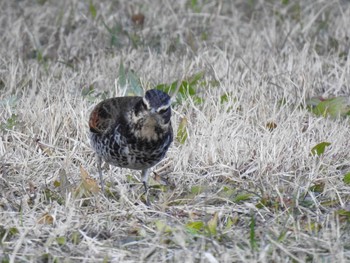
<box><xmin>133</xmin><ymin>89</ymin><xmax>172</xmax><ymax>125</ymax></box>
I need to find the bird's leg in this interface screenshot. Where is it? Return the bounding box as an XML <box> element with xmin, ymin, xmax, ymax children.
<box><xmin>141</xmin><ymin>169</ymin><xmax>151</xmax><ymax>205</ymax></box>
<box><xmin>141</xmin><ymin>169</ymin><xmax>150</xmax><ymax>193</ymax></box>
<box><xmin>97</xmin><ymin>156</ymin><xmax>104</xmax><ymax>192</ymax></box>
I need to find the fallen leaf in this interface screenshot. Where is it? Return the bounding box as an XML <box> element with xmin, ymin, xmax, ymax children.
<box><xmin>176</xmin><ymin>117</ymin><xmax>188</xmax><ymax>144</ymax></box>
<box><xmin>311</xmin><ymin>142</ymin><xmax>331</xmax><ymax>156</ymax></box>
<box><xmin>266</xmin><ymin>121</ymin><xmax>277</xmax><ymax>131</ymax></box>
<box><xmin>38</xmin><ymin>213</ymin><xmax>54</xmax><ymax>224</ymax></box>
<box><xmin>131</xmin><ymin>13</ymin><xmax>145</xmax><ymax>26</ymax></box>
<box><xmin>75</xmin><ymin>166</ymin><xmax>100</xmax><ymax>197</ymax></box>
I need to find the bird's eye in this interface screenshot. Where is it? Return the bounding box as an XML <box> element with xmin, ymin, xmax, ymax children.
<box><xmin>158</xmin><ymin>108</ymin><xmax>168</xmax><ymax>114</ymax></box>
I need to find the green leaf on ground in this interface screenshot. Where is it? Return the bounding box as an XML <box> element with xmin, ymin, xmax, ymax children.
<box><xmin>311</xmin><ymin>142</ymin><xmax>331</xmax><ymax>156</ymax></box>
<box><xmin>224</xmin><ymin>217</ymin><xmax>234</xmax><ymax>232</ymax></box>
<box><xmin>250</xmin><ymin>215</ymin><xmax>257</xmax><ymax>251</ymax></box>
<box><xmin>343</xmin><ymin>172</ymin><xmax>350</xmax><ymax>185</ymax></box>
<box><xmin>117</xmin><ymin>63</ymin><xmax>143</xmax><ymax>96</ymax></box>
<box><xmin>0</xmin><ymin>114</ymin><xmax>18</xmax><ymax>131</ymax></box>
<box><xmin>127</xmin><ymin>71</ymin><xmax>143</xmax><ymax>96</ymax></box>
<box><xmin>89</xmin><ymin>0</ymin><xmax>97</xmax><ymax>18</ymax></box>
<box><xmin>71</xmin><ymin>231</ymin><xmax>81</xmax><ymax>245</ymax></box>
<box><xmin>188</xmin><ymin>0</ymin><xmax>202</xmax><ymax>12</ymax></box>
<box><xmin>102</xmin><ymin>20</ymin><xmax>123</xmax><ymax>47</ymax></box>
<box><xmin>307</xmin><ymin>97</ymin><xmax>350</xmax><ymax>118</ymax></box>
<box><xmin>309</xmin><ymin>182</ymin><xmax>325</xmax><ymax>193</ymax></box>
<box><xmin>176</xmin><ymin>117</ymin><xmax>188</xmax><ymax>144</ymax></box>
<box><xmin>206</xmin><ymin>213</ymin><xmax>218</xmax><ymax>235</ymax></box>
<box><xmin>233</xmin><ymin>193</ymin><xmax>252</xmax><ymax>203</ymax></box>
<box><xmin>155</xmin><ymin>220</ymin><xmax>173</xmax><ymax>234</ymax></box>
<box><xmin>56</xmin><ymin>236</ymin><xmax>66</xmax><ymax>246</ymax></box>
<box><xmin>81</xmin><ymin>85</ymin><xmax>94</xmax><ymax>97</ymax></box>
<box><xmin>155</xmin><ymin>72</ymin><xmax>205</xmax><ymax>105</ymax></box>
<box><xmin>186</xmin><ymin>221</ymin><xmax>204</xmax><ymax>235</ymax></box>
<box><xmin>190</xmin><ymin>185</ymin><xmax>206</xmax><ymax>194</ymax></box>
<box><xmin>0</xmin><ymin>226</ymin><xmax>19</xmax><ymax>242</ymax></box>
<box><xmin>336</xmin><ymin>209</ymin><xmax>350</xmax><ymax>222</ymax></box>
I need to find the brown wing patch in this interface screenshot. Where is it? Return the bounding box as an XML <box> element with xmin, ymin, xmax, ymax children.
<box><xmin>89</xmin><ymin>97</ymin><xmax>137</xmax><ymax>134</ymax></box>
<box><xmin>89</xmin><ymin>107</ymin><xmax>101</xmax><ymax>133</ymax></box>
<box><xmin>89</xmin><ymin>103</ymin><xmax>113</xmax><ymax>133</ymax></box>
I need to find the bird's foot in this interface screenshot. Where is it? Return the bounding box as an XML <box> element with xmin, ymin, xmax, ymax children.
<box><xmin>142</xmin><ymin>181</ymin><xmax>151</xmax><ymax>206</ymax></box>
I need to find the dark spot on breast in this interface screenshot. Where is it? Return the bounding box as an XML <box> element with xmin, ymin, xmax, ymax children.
<box><xmin>155</xmin><ymin>126</ymin><xmax>163</xmax><ymax>135</ymax></box>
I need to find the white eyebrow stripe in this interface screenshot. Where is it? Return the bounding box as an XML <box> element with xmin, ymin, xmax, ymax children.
<box><xmin>157</xmin><ymin>102</ymin><xmax>171</xmax><ymax>111</ymax></box>
<box><xmin>142</xmin><ymin>97</ymin><xmax>150</xmax><ymax>109</ymax></box>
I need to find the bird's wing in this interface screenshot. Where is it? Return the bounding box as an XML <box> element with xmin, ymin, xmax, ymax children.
<box><xmin>89</xmin><ymin>97</ymin><xmax>140</xmax><ymax>134</ymax></box>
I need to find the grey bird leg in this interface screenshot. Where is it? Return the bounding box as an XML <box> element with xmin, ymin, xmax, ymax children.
<box><xmin>141</xmin><ymin>169</ymin><xmax>151</xmax><ymax>205</ymax></box>
<box><xmin>97</xmin><ymin>156</ymin><xmax>104</xmax><ymax>191</ymax></box>
<box><xmin>141</xmin><ymin>168</ymin><xmax>150</xmax><ymax>193</ymax></box>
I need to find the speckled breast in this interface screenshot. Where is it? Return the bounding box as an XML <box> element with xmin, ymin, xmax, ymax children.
<box><xmin>89</xmin><ymin>128</ymin><xmax>173</xmax><ymax>170</ymax></box>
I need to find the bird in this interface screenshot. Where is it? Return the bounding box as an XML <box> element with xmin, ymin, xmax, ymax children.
<box><xmin>88</xmin><ymin>89</ymin><xmax>173</xmax><ymax>196</ymax></box>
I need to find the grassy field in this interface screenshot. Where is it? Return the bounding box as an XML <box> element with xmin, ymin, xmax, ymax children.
<box><xmin>1</xmin><ymin>0</ymin><xmax>350</xmax><ymax>262</ymax></box>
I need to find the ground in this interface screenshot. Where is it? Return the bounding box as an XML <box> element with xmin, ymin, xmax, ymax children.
<box><xmin>0</xmin><ymin>0</ymin><xmax>350</xmax><ymax>262</ymax></box>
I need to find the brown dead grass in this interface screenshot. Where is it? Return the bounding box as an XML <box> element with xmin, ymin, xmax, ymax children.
<box><xmin>1</xmin><ymin>0</ymin><xmax>350</xmax><ymax>262</ymax></box>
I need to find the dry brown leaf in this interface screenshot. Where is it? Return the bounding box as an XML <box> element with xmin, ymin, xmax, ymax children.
<box><xmin>76</xmin><ymin>165</ymin><xmax>100</xmax><ymax>196</ymax></box>
<box><xmin>266</xmin><ymin>121</ymin><xmax>277</xmax><ymax>131</ymax></box>
<box><xmin>131</xmin><ymin>13</ymin><xmax>145</xmax><ymax>26</ymax></box>
<box><xmin>37</xmin><ymin>212</ymin><xmax>54</xmax><ymax>224</ymax></box>
<box><xmin>35</xmin><ymin>139</ymin><xmax>53</xmax><ymax>156</ymax></box>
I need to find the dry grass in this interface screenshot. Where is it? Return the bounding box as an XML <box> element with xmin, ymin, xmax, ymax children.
<box><xmin>1</xmin><ymin>0</ymin><xmax>350</xmax><ymax>262</ymax></box>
